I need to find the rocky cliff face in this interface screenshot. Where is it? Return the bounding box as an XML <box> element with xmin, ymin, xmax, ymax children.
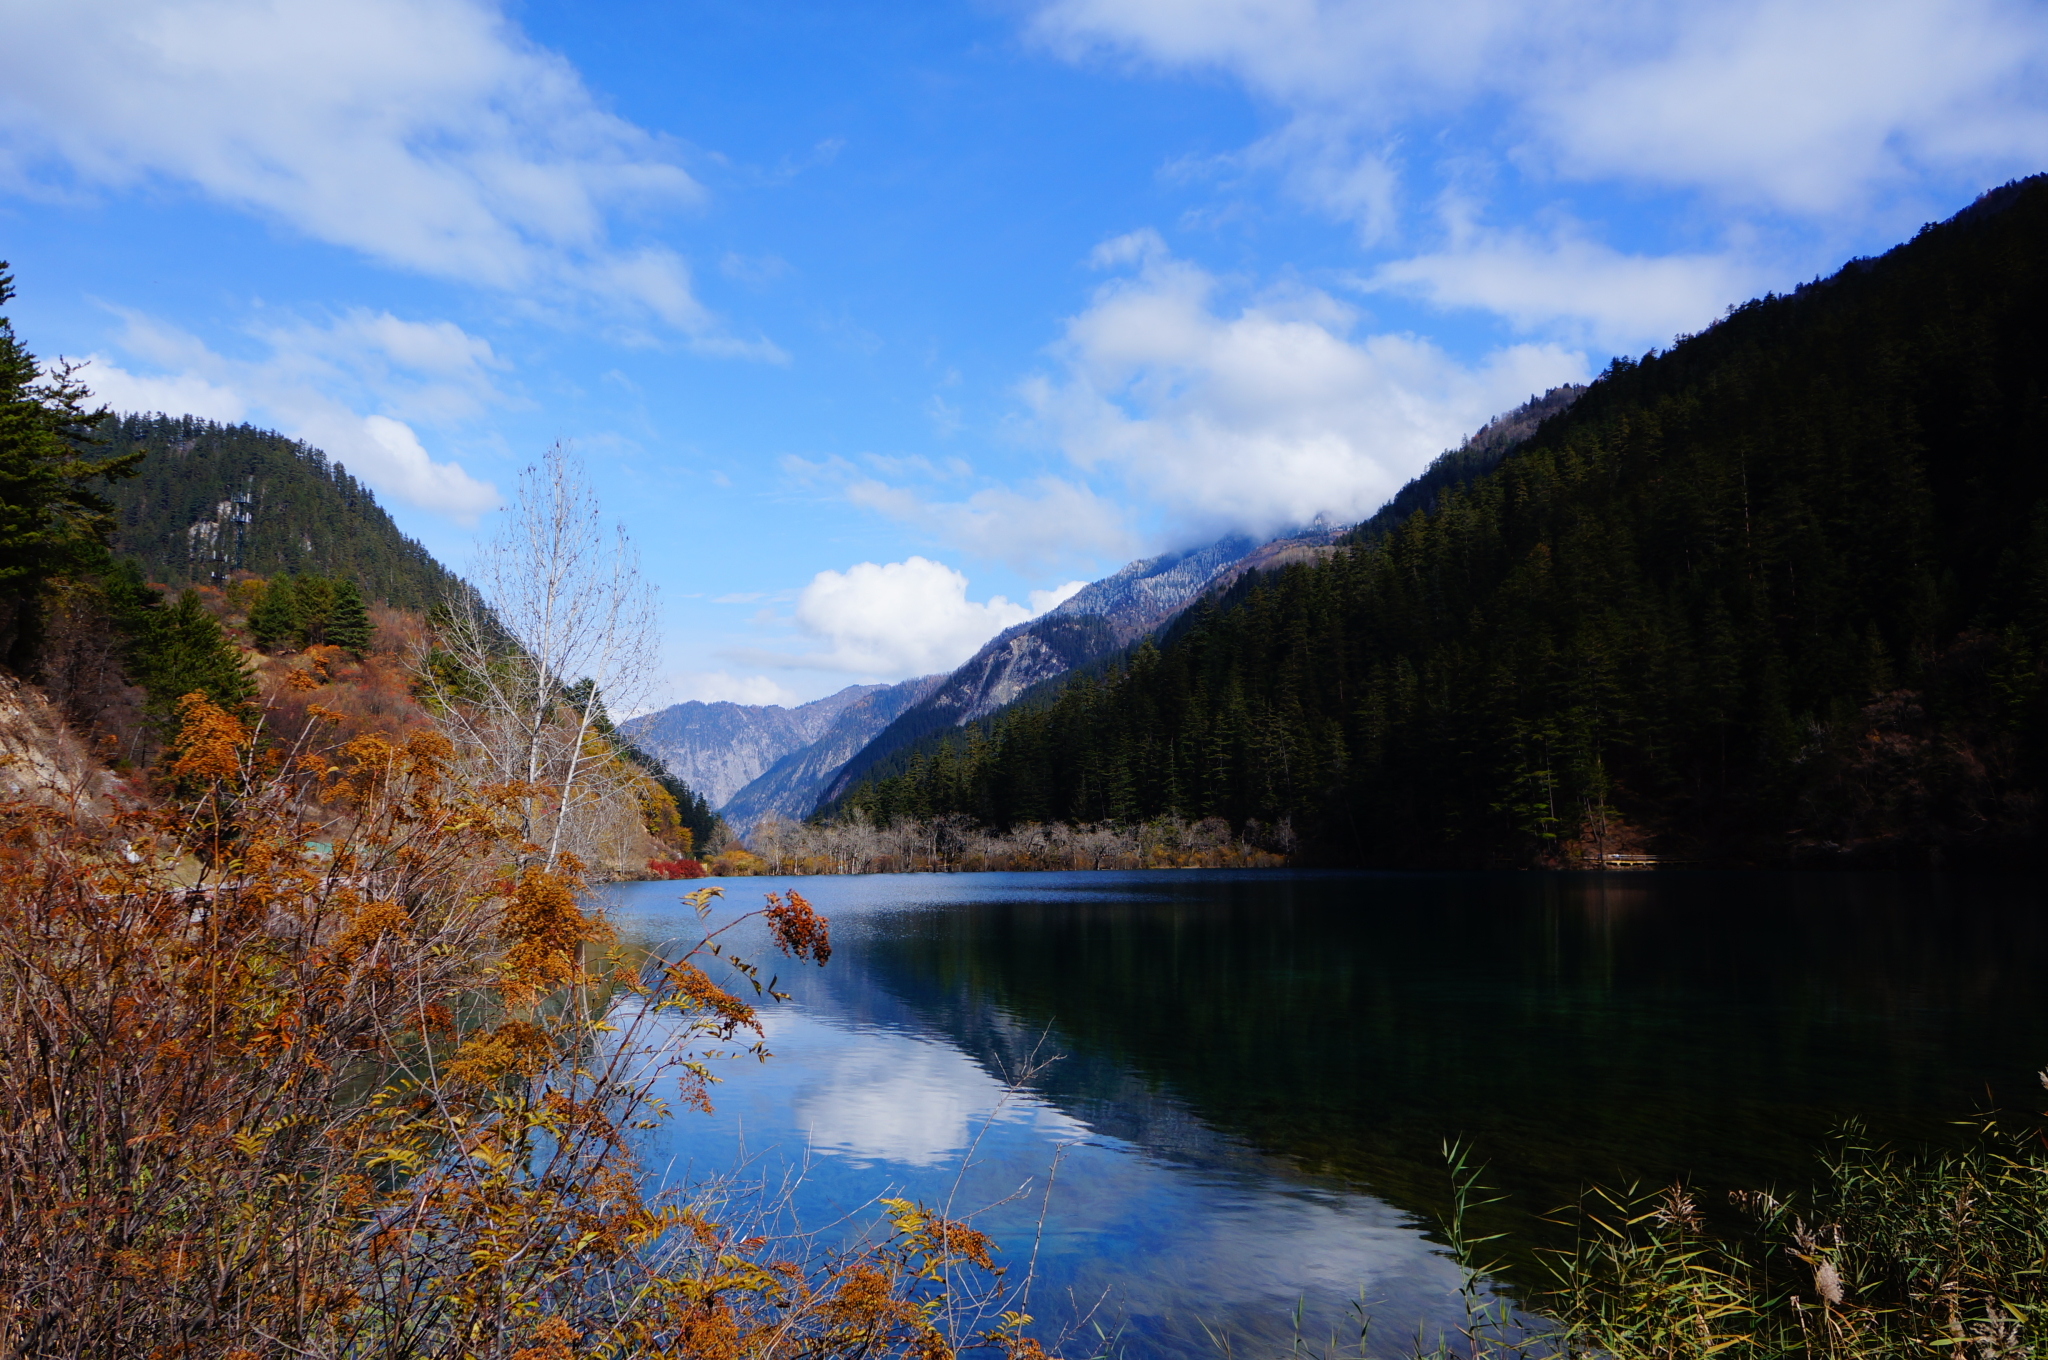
<box><xmin>0</xmin><ymin>673</ymin><xmax>125</xmax><ymax>817</ymax></box>
<box><xmin>718</xmin><ymin>674</ymin><xmax>944</xmax><ymax>832</ymax></box>
<box><xmin>619</xmin><ymin>684</ymin><xmax>884</xmax><ymax>808</ymax></box>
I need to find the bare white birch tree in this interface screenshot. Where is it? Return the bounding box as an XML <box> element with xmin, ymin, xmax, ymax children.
<box><xmin>417</xmin><ymin>445</ymin><xmax>658</xmax><ymax>871</ymax></box>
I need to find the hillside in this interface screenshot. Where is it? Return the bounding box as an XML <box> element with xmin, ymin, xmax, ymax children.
<box><xmin>815</xmin><ymin>533</ymin><xmax>1335</xmax><ymax>809</ymax></box>
<box><xmin>834</xmin><ymin>175</ymin><xmax>2048</xmax><ymax>868</ymax></box>
<box><xmin>104</xmin><ymin>414</ymin><xmax>463</xmax><ymax>609</ymax></box>
<box><xmin>817</xmin><ymin>388</ymin><xmax>1585</xmax><ymax>814</ymax></box>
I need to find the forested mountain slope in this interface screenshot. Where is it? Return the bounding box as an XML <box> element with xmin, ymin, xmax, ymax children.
<box><xmin>818</xmin><ymin>388</ymin><xmax>1585</xmax><ymax>817</ymax></box>
<box><xmin>105</xmin><ymin>415</ymin><xmax>462</xmax><ymax>608</ymax></box>
<box><xmin>837</xmin><ymin>175</ymin><xmax>2048</xmax><ymax>868</ymax></box>
<box><xmin>815</xmin><ymin>531</ymin><xmax>1350</xmax><ymax>809</ymax></box>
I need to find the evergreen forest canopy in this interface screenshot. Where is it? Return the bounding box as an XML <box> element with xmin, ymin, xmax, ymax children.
<box><xmin>835</xmin><ymin>174</ymin><xmax>2048</xmax><ymax>868</ymax></box>
<box><xmin>105</xmin><ymin>413</ymin><xmax>463</xmax><ymax>609</ymax></box>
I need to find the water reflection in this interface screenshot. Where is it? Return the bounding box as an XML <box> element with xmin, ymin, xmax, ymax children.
<box><xmin>601</xmin><ymin>870</ymin><xmax>2048</xmax><ymax>1356</ymax></box>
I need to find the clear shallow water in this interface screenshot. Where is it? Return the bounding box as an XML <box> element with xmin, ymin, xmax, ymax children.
<box><xmin>598</xmin><ymin>870</ymin><xmax>2048</xmax><ymax>1357</ymax></box>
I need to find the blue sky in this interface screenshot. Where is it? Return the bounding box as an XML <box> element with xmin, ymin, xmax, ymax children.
<box><xmin>3</xmin><ymin>0</ymin><xmax>2045</xmax><ymax>705</ymax></box>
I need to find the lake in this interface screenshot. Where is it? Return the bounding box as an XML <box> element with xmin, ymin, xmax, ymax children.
<box><xmin>597</xmin><ymin>869</ymin><xmax>2048</xmax><ymax>1358</ymax></box>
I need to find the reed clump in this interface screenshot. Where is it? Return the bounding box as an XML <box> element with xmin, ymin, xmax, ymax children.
<box><xmin>1415</xmin><ymin>1120</ymin><xmax>2048</xmax><ymax>1360</ymax></box>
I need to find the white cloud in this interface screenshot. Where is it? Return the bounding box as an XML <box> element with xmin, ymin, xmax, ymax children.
<box><xmin>1534</xmin><ymin>0</ymin><xmax>2048</xmax><ymax>214</ymax></box>
<box><xmin>1029</xmin><ymin>579</ymin><xmax>1089</xmax><ymax>612</ymax></box>
<box><xmin>788</xmin><ymin>557</ymin><xmax>1082</xmax><ymax>677</ymax></box>
<box><xmin>1023</xmin><ymin>231</ymin><xmax>1587</xmax><ymax>542</ymax></box>
<box><xmin>844</xmin><ymin>475</ymin><xmax>1137</xmax><ymax>570</ymax></box>
<box><xmin>80</xmin><ymin>362</ymin><xmax>245</xmax><ymax>425</ymax></box>
<box><xmin>82</xmin><ymin>308</ymin><xmax>500</xmax><ymax>521</ymax></box>
<box><xmin>0</xmin><ymin>0</ymin><xmax>767</xmax><ymax>345</ymax></box>
<box><xmin>1030</xmin><ymin>0</ymin><xmax>2048</xmax><ymax>217</ymax></box>
<box><xmin>1363</xmin><ymin>229</ymin><xmax>1768</xmax><ymax>352</ymax></box>
<box><xmin>661</xmin><ymin>670</ymin><xmax>804</xmax><ymax>707</ymax></box>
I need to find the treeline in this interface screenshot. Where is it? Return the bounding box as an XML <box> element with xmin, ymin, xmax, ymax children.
<box><xmin>716</xmin><ymin>812</ymin><xmax>1289</xmax><ymax>876</ymax></box>
<box><xmin>836</xmin><ymin>176</ymin><xmax>2048</xmax><ymax>867</ymax></box>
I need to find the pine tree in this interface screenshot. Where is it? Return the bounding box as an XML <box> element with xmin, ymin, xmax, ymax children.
<box><xmin>247</xmin><ymin>577</ymin><xmax>299</xmax><ymax>652</ymax></box>
<box><xmin>127</xmin><ymin>589</ymin><xmax>255</xmax><ymax>725</ymax></box>
<box><xmin>292</xmin><ymin>575</ymin><xmax>336</xmax><ymax>648</ymax></box>
<box><xmin>326</xmin><ymin>578</ymin><xmax>372</xmax><ymax>656</ymax></box>
<box><xmin>0</xmin><ymin>263</ymin><xmax>141</xmax><ymax>668</ymax></box>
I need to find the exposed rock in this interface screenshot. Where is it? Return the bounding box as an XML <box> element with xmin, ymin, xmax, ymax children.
<box><xmin>0</xmin><ymin>673</ymin><xmax>126</xmax><ymax>817</ymax></box>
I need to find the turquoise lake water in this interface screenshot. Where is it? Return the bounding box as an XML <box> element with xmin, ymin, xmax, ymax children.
<box><xmin>597</xmin><ymin>869</ymin><xmax>2048</xmax><ymax>1357</ymax></box>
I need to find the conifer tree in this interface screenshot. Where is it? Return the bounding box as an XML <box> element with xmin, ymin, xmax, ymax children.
<box><xmin>0</xmin><ymin>263</ymin><xmax>141</xmax><ymax>668</ymax></box>
<box><xmin>292</xmin><ymin>575</ymin><xmax>335</xmax><ymax>647</ymax></box>
<box><xmin>247</xmin><ymin>577</ymin><xmax>299</xmax><ymax>652</ymax></box>
<box><xmin>127</xmin><ymin>588</ymin><xmax>255</xmax><ymax>724</ymax></box>
<box><xmin>326</xmin><ymin>578</ymin><xmax>372</xmax><ymax>656</ymax></box>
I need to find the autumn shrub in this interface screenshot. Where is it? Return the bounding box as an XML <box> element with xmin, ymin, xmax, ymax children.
<box><xmin>0</xmin><ymin>694</ymin><xmax>1039</xmax><ymax>1358</ymax></box>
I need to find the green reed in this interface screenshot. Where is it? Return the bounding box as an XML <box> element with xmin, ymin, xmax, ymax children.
<box><xmin>1436</xmin><ymin>1115</ymin><xmax>2048</xmax><ymax>1360</ymax></box>
<box><xmin>1215</xmin><ymin>1104</ymin><xmax>2048</xmax><ymax>1360</ymax></box>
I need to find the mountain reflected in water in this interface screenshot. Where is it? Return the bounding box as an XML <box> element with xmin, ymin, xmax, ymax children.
<box><xmin>602</xmin><ymin>870</ymin><xmax>2048</xmax><ymax>1356</ymax></box>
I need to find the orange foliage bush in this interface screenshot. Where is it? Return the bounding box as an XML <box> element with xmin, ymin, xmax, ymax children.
<box><xmin>0</xmin><ymin>696</ymin><xmax>1041</xmax><ymax>1358</ymax></box>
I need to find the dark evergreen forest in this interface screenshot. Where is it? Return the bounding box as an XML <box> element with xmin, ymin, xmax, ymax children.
<box><xmin>105</xmin><ymin>414</ymin><xmax>462</xmax><ymax>609</ymax></box>
<box><xmin>836</xmin><ymin>176</ymin><xmax>2048</xmax><ymax>868</ymax></box>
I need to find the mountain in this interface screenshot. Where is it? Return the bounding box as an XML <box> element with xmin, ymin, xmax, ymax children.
<box><xmin>619</xmin><ymin>683</ymin><xmax>891</xmax><ymax>810</ymax></box>
<box><xmin>104</xmin><ymin>414</ymin><xmax>463</xmax><ymax>608</ymax></box>
<box><xmin>814</xmin><ymin>391</ymin><xmax>1583</xmax><ymax>813</ymax></box>
<box><xmin>831</xmin><ymin>174</ymin><xmax>2048</xmax><ymax>868</ymax></box>
<box><xmin>811</xmin><ymin>540</ymin><xmax>1271</xmax><ymax>809</ymax></box>
<box><xmin>716</xmin><ymin>675</ymin><xmax>945</xmax><ymax>832</ymax></box>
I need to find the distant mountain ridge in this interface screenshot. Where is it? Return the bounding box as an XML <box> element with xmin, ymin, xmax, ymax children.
<box><xmin>818</xmin><ymin>174</ymin><xmax>2048</xmax><ymax>866</ymax></box>
<box><xmin>620</xmin><ymin>684</ymin><xmax>886</xmax><ymax>809</ymax></box>
<box><xmin>630</xmin><ymin>386</ymin><xmax>1593</xmax><ymax>833</ymax></box>
<box><xmin>717</xmin><ymin>675</ymin><xmax>945</xmax><ymax>831</ymax></box>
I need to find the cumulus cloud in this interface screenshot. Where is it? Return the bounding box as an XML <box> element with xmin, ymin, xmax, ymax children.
<box><xmin>0</xmin><ymin>0</ymin><xmax>768</xmax><ymax>347</ymax></box>
<box><xmin>81</xmin><ymin>362</ymin><xmax>246</xmax><ymax>426</ymax></box>
<box><xmin>1030</xmin><ymin>0</ymin><xmax>2048</xmax><ymax>218</ymax></box>
<box><xmin>82</xmin><ymin>308</ymin><xmax>500</xmax><ymax>520</ymax></box>
<box><xmin>1023</xmin><ymin>230</ymin><xmax>1586</xmax><ymax>542</ymax></box>
<box><xmin>786</xmin><ymin>557</ymin><xmax>1085</xmax><ymax>677</ymax></box>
